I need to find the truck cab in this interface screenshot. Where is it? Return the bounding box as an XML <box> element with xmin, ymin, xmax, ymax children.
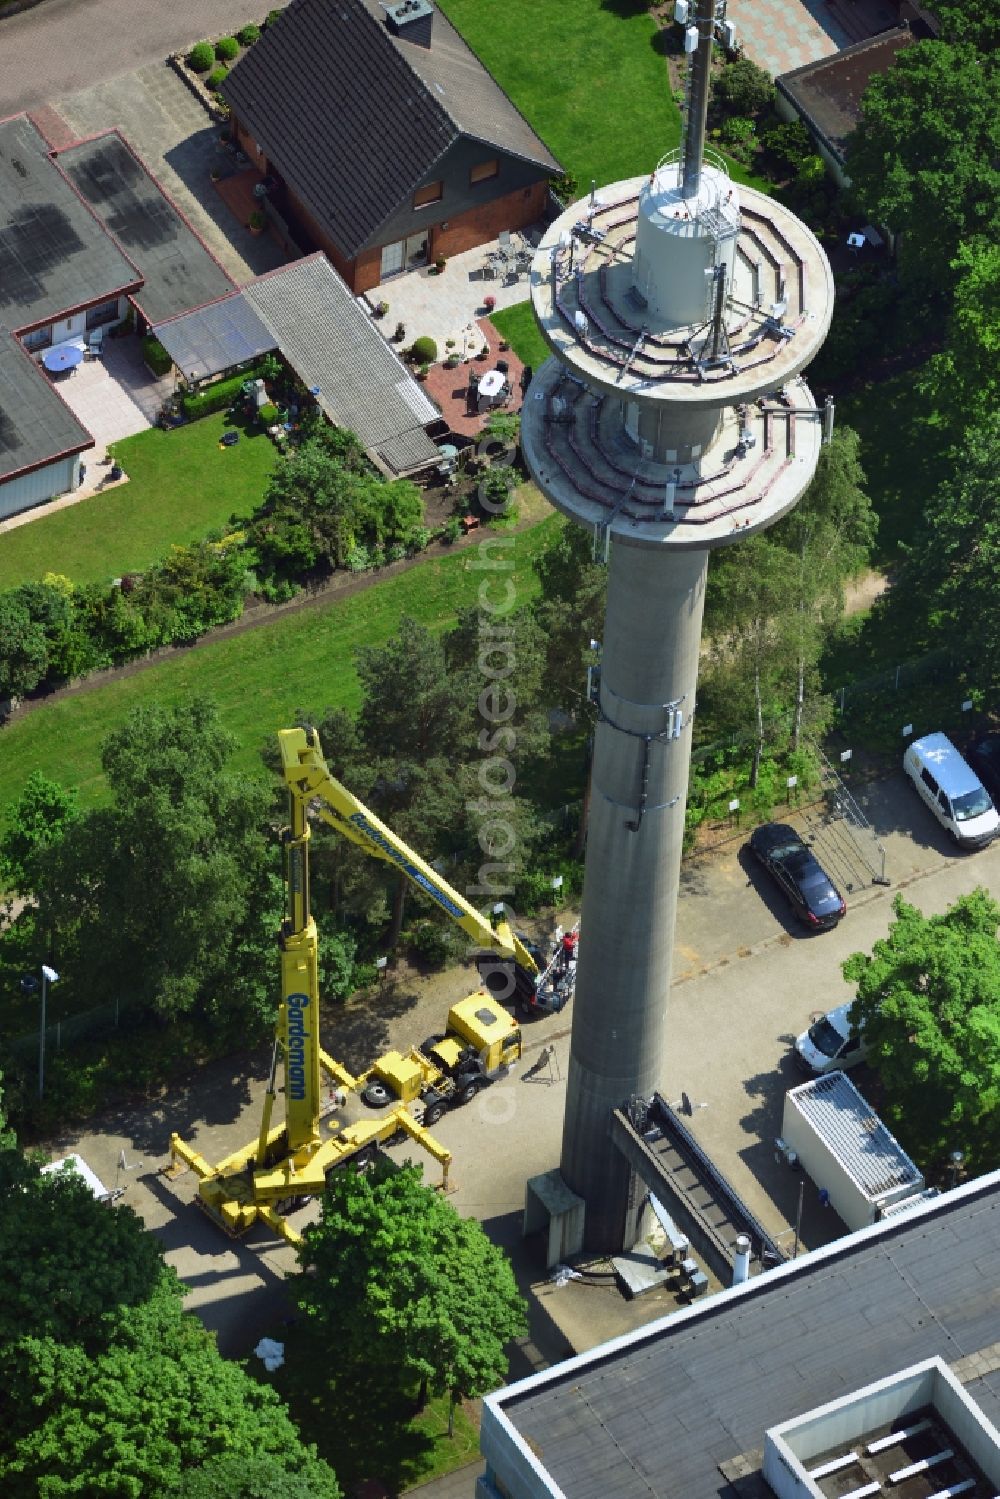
<box><xmin>360</xmin><ymin>991</ymin><xmax>521</xmax><ymax>1119</ymax></box>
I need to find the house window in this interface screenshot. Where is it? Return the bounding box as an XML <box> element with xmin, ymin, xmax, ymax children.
<box><xmin>470</xmin><ymin>159</ymin><xmax>499</xmax><ymax>185</ymax></box>
<box><xmin>413</xmin><ymin>180</ymin><xmax>443</xmax><ymax>209</ymax></box>
<box><xmin>85</xmin><ymin>299</ymin><xmax>120</xmax><ymax>330</ymax></box>
<box><xmin>22</xmin><ymin>325</ymin><xmax>52</xmax><ymax>352</ymax></box>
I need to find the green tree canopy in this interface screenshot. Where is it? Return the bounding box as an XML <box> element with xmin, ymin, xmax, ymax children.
<box><xmin>844</xmin><ymin>41</ymin><xmax>1000</xmax><ymax>296</ymax></box>
<box><xmin>0</xmin><ymin>593</ymin><xmax>49</xmax><ymax>699</ymax></box>
<box><xmin>293</xmin><ymin>1162</ymin><xmax>526</xmax><ymax>1417</ymax></box>
<box><xmin>0</xmin><ymin>771</ymin><xmax>79</xmax><ymax>896</ymax></box>
<box><xmin>843</xmin><ymin>889</ymin><xmax>1000</xmax><ymax>1169</ymax></box>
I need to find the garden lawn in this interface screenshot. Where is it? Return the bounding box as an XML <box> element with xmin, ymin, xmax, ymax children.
<box><xmin>0</xmin><ymin>414</ymin><xmax>278</xmax><ymax>589</ymax></box>
<box><xmin>0</xmin><ymin>514</ymin><xmax>562</xmax><ymax>813</ymax></box>
<box><xmin>489</xmin><ymin>303</ymin><xmax>550</xmax><ymax>370</ymax></box>
<box><xmin>437</xmin><ymin>0</ymin><xmax>680</xmax><ymax>187</ymax></box>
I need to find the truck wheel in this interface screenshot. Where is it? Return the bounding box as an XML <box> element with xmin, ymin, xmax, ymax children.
<box><xmin>420</xmin><ymin>1034</ymin><xmax>447</xmax><ymax>1055</ymax></box>
<box><xmin>362</xmin><ymin>1080</ymin><xmax>393</xmax><ymax>1108</ymax></box>
<box><xmin>458</xmin><ymin>1080</ymin><xmax>480</xmax><ymax>1105</ymax></box>
<box><xmin>423</xmin><ymin>1101</ymin><xmax>445</xmax><ymax>1126</ymax></box>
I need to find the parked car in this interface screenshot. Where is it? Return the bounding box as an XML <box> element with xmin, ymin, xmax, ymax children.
<box><xmin>747</xmin><ymin>823</ymin><xmax>846</xmax><ymax>930</ymax></box>
<box><xmin>965</xmin><ymin>733</ymin><xmax>1000</xmax><ymax>804</ymax></box>
<box><xmin>903</xmin><ymin>732</ymin><xmax>1000</xmax><ymax>849</ymax></box>
<box><xmin>794</xmin><ymin>1002</ymin><xmax>867</xmax><ymax>1075</ymax></box>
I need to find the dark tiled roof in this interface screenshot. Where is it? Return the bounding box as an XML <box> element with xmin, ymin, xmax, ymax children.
<box><xmin>0</xmin><ymin>327</ymin><xmax>93</xmax><ymax>481</ymax></box>
<box><xmin>220</xmin><ymin>0</ymin><xmax>558</xmax><ymax>260</ymax></box>
<box><xmin>153</xmin><ymin>291</ymin><xmax>277</xmax><ymax>381</ymax></box>
<box><xmin>777</xmin><ymin>27</ymin><xmax>914</xmax><ymax>161</ymax></box>
<box><xmin>242</xmin><ymin>254</ymin><xmax>439</xmax><ymax>474</ymax></box>
<box><xmin>493</xmin><ymin>1176</ymin><xmax>1000</xmax><ymax>1499</ymax></box>
<box><xmin>55</xmin><ymin>133</ymin><xmax>235</xmax><ymax>324</ymax></box>
<box><xmin>0</xmin><ymin>116</ymin><xmax>140</xmax><ymax>332</ymax></box>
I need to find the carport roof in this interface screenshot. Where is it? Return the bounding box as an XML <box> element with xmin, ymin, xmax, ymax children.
<box><xmin>242</xmin><ymin>254</ymin><xmax>439</xmax><ymax>475</ymax></box>
<box><xmin>54</xmin><ymin>132</ymin><xmax>235</xmax><ymax>325</ymax></box>
<box><xmin>0</xmin><ymin>326</ymin><xmax>93</xmax><ymax>481</ymax></box>
<box><xmin>489</xmin><ymin>1173</ymin><xmax>1000</xmax><ymax>1499</ymax></box>
<box><xmin>153</xmin><ymin>291</ymin><xmax>278</xmax><ymax>381</ymax></box>
<box><xmin>0</xmin><ymin>115</ymin><xmax>140</xmax><ymax>333</ymax></box>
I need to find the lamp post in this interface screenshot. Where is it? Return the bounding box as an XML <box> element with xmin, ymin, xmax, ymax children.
<box><xmin>38</xmin><ymin>964</ymin><xmax>59</xmax><ymax>1100</ymax></box>
<box><xmin>949</xmin><ymin>1149</ymin><xmax>965</xmax><ymax>1189</ymax></box>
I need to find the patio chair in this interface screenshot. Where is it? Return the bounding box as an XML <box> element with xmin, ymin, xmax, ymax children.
<box><xmin>87</xmin><ymin>326</ymin><xmax>106</xmax><ymax>359</ymax></box>
<box><xmin>498</xmin><ymin>229</ymin><xmax>512</xmax><ymax>250</ymax></box>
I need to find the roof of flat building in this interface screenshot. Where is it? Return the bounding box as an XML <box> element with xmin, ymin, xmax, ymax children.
<box><xmin>487</xmin><ymin>1174</ymin><xmax>1000</xmax><ymax>1499</ymax></box>
<box><xmin>0</xmin><ymin>115</ymin><xmax>140</xmax><ymax>332</ymax></box>
<box><xmin>54</xmin><ymin>133</ymin><xmax>235</xmax><ymax>324</ymax></box>
<box><xmin>0</xmin><ymin>328</ymin><xmax>93</xmax><ymax>481</ymax></box>
<box><xmin>220</xmin><ymin>0</ymin><xmax>558</xmax><ymax>260</ymax></box>
<box><xmin>777</xmin><ymin>27</ymin><xmax>915</xmax><ymax>162</ymax></box>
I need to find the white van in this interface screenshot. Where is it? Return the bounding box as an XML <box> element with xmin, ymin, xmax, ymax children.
<box><xmin>903</xmin><ymin>732</ymin><xmax>1000</xmax><ymax>849</ymax></box>
<box><xmin>794</xmin><ymin>1003</ymin><xmax>867</xmax><ymax>1075</ymax></box>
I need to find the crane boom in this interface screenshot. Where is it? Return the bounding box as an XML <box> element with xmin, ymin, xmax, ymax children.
<box><xmin>278</xmin><ymin>726</ymin><xmax>540</xmax><ymax>977</ymax></box>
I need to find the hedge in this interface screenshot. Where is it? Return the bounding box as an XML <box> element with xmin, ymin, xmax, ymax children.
<box><xmin>142</xmin><ymin>336</ymin><xmax>173</xmax><ymax>377</ymax></box>
<box><xmin>180</xmin><ymin>367</ymin><xmax>265</xmax><ymax>420</ymax></box>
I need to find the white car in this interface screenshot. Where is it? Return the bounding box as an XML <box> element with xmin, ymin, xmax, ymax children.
<box><xmin>794</xmin><ymin>1003</ymin><xmax>867</xmax><ymax>1075</ymax></box>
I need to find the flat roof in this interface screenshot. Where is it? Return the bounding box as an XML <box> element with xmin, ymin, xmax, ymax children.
<box><xmin>488</xmin><ymin>1174</ymin><xmax>1000</xmax><ymax>1499</ymax></box>
<box><xmin>55</xmin><ymin>133</ymin><xmax>234</xmax><ymax>325</ymax></box>
<box><xmin>0</xmin><ymin>327</ymin><xmax>93</xmax><ymax>480</ymax></box>
<box><xmin>777</xmin><ymin>28</ymin><xmax>914</xmax><ymax>162</ymax></box>
<box><xmin>787</xmin><ymin>1072</ymin><xmax>923</xmax><ymax>1199</ymax></box>
<box><xmin>0</xmin><ymin>115</ymin><xmax>140</xmax><ymax>332</ymax></box>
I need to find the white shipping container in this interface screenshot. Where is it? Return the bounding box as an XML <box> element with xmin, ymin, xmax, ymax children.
<box><xmin>781</xmin><ymin>1072</ymin><xmax>924</xmax><ymax>1233</ymax></box>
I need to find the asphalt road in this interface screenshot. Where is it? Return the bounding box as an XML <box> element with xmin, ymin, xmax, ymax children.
<box><xmin>45</xmin><ymin>768</ymin><xmax>996</xmax><ymax>1370</ymax></box>
<box><xmin>0</xmin><ymin>0</ymin><xmax>262</xmax><ymax>114</ymax></box>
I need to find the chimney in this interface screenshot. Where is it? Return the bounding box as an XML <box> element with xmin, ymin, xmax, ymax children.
<box><xmin>385</xmin><ymin>0</ymin><xmax>434</xmax><ymax>48</ymax></box>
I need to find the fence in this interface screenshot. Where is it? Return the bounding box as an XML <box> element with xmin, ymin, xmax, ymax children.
<box><xmin>833</xmin><ymin>648</ymin><xmax>958</xmax><ymax>715</ymax></box>
<box><xmin>5</xmin><ymin>995</ymin><xmax>133</xmax><ymax>1065</ymax></box>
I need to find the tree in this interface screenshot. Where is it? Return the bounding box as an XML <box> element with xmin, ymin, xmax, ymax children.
<box><xmin>0</xmin><ymin>593</ymin><xmax>49</xmax><ymax>699</ymax></box>
<box><xmin>531</xmin><ymin>523</ymin><xmax>605</xmax><ymax>715</ymax></box>
<box><xmin>0</xmin><ymin>771</ymin><xmax>79</xmax><ymax>895</ymax></box>
<box><xmin>843</xmin><ymin>889</ymin><xmax>1000</xmax><ymax>1170</ymax></box>
<box><xmin>898</xmin><ymin>412</ymin><xmax>1000</xmax><ymax>678</ymax></box>
<box><xmin>172</xmin><ymin>1454</ymin><xmax>329</xmax><ymax>1498</ymax></box>
<box><xmin>769</xmin><ymin>427</ymin><xmax>876</xmax><ymax>745</ymax></box>
<box><xmin>918</xmin><ymin>238</ymin><xmax>1000</xmax><ymax>434</ymax></box>
<box><xmin>34</xmin><ymin>699</ymin><xmax>275</xmax><ymax>1029</ymax></box>
<box><xmin>713</xmin><ymin>57</ymin><xmax>774</xmax><ymax>118</ymax></box>
<box><xmin>844</xmin><ymin>42</ymin><xmax>1000</xmax><ymax>297</ymax></box>
<box><xmin>293</xmin><ymin>1162</ymin><xmax>527</xmax><ymax>1429</ymax></box>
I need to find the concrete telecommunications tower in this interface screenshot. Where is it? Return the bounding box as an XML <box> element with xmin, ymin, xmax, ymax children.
<box><xmin>520</xmin><ymin>0</ymin><xmax>835</xmax><ymax>1251</ymax></box>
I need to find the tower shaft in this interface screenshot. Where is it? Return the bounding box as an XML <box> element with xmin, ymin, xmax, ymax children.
<box><xmin>560</xmin><ymin>543</ymin><xmax>707</xmax><ymax>1250</ymax></box>
<box><xmin>682</xmin><ymin>0</ymin><xmax>716</xmax><ymax>199</ymax></box>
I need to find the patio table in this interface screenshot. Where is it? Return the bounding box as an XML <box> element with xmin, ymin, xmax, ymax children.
<box><xmin>42</xmin><ymin>345</ymin><xmax>84</xmax><ymax>373</ymax></box>
<box><xmin>478</xmin><ymin>369</ymin><xmax>505</xmax><ymax>411</ymax></box>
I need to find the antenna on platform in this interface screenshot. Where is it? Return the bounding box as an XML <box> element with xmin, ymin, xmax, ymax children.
<box><xmin>676</xmin><ymin>0</ymin><xmax>733</xmax><ymax>198</ymax></box>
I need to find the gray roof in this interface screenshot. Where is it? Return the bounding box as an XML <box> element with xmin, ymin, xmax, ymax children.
<box><xmin>0</xmin><ymin>326</ymin><xmax>93</xmax><ymax>481</ymax></box>
<box><xmin>153</xmin><ymin>292</ymin><xmax>277</xmax><ymax>381</ymax></box>
<box><xmin>0</xmin><ymin>116</ymin><xmax>140</xmax><ymax>333</ymax></box>
<box><xmin>492</xmin><ymin>1174</ymin><xmax>1000</xmax><ymax>1499</ymax></box>
<box><xmin>243</xmin><ymin>254</ymin><xmax>439</xmax><ymax>474</ymax></box>
<box><xmin>220</xmin><ymin>0</ymin><xmax>559</xmax><ymax>259</ymax></box>
<box><xmin>55</xmin><ymin>133</ymin><xmax>235</xmax><ymax>324</ymax></box>
<box><xmin>787</xmin><ymin>1073</ymin><xmax>923</xmax><ymax>1199</ymax></box>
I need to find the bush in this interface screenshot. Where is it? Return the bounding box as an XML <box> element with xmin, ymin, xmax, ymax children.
<box><xmin>443</xmin><ymin>516</ymin><xmax>462</xmax><ymax>543</ymax></box>
<box><xmin>236</xmin><ymin>22</ymin><xmax>260</xmax><ymax>44</ymax></box>
<box><xmin>714</xmin><ymin>57</ymin><xmax>774</xmax><ymax>118</ymax></box>
<box><xmin>762</xmin><ymin>119</ymin><xmax>814</xmax><ymax>173</ymax></box>
<box><xmin>409</xmin><ymin>335</ymin><xmax>438</xmax><ymax>364</ymax></box>
<box><xmin>405</xmin><ymin>919</ymin><xmax>461</xmax><ymax>969</ymax></box>
<box><xmin>265</xmin><ymin>6</ymin><xmax>284</xmax><ymax>23</ymax></box>
<box><xmin>207</xmin><ymin>65</ymin><xmax>229</xmax><ymax>89</ymax></box>
<box><xmin>215</xmin><ymin>35</ymin><xmax>239</xmax><ymax>60</ymax></box>
<box><xmin>142</xmin><ymin>336</ymin><xmax>172</xmax><ymax>377</ymax></box>
<box><xmin>347</xmin><ymin>545</ymin><xmax>372</xmax><ymax>572</ymax></box>
<box><xmin>179</xmin><ymin>366</ymin><xmax>263</xmax><ymax>420</ymax></box>
<box><xmin>187</xmin><ymin>41</ymin><xmax>214</xmax><ymax>71</ymax></box>
<box><xmin>258</xmin><ymin>402</ymin><xmax>280</xmax><ymax>424</ymax></box>
<box><xmin>720</xmin><ymin>115</ymin><xmax>757</xmax><ymax>162</ymax></box>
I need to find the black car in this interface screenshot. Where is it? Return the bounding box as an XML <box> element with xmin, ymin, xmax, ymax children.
<box><xmin>965</xmin><ymin>735</ymin><xmax>1000</xmax><ymax>804</ymax></box>
<box><xmin>747</xmin><ymin>823</ymin><xmax>846</xmax><ymax>930</ymax></box>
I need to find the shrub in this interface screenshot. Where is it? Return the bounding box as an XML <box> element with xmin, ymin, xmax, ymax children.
<box><xmin>207</xmin><ymin>66</ymin><xmax>229</xmax><ymax>89</ymax></box>
<box><xmin>409</xmin><ymin>335</ymin><xmax>437</xmax><ymax>364</ymax></box>
<box><xmin>762</xmin><ymin>119</ymin><xmax>813</xmax><ymax>173</ymax></box>
<box><xmin>248</xmin><ymin>208</ymin><xmax>266</xmax><ymax>230</ymax></box>
<box><xmin>258</xmin><ymin>401</ymin><xmax>280</xmax><ymax>424</ymax></box>
<box><xmin>179</xmin><ymin>366</ymin><xmax>264</xmax><ymax>419</ymax></box>
<box><xmin>406</xmin><ymin>919</ymin><xmax>460</xmax><ymax>969</ymax></box>
<box><xmin>714</xmin><ymin>57</ymin><xmax>774</xmax><ymax>118</ymax></box>
<box><xmin>443</xmin><ymin>516</ymin><xmax>462</xmax><ymax>543</ymax></box>
<box><xmin>236</xmin><ymin>22</ymin><xmax>260</xmax><ymax>44</ymax></box>
<box><xmin>142</xmin><ymin>335</ymin><xmax>173</xmax><ymax>377</ymax></box>
<box><xmin>215</xmin><ymin>35</ymin><xmax>239</xmax><ymax>60</ymax></box>
<box><xmin>347</xmin><ymin>545</ymin><xmax>372</xmax><ymax>572</ymax></box>
<box><xmin>187</xmin><ymin>41</ymin><xmax>214</xmax><ymax>72</ymax></box>
<box><xmin>721</xmin><ymin>115</ymin><xmax>757</xmax><ymax>161</ymax></box>
<box><xmin>265</xmin><ymin>6</ymin><xmax>284</xmax><ymax>24</ymax></box>
<box><xmin>550</xmin><ymin>170</ymin><xmax>578</xmax><ymax>204</ymax></box>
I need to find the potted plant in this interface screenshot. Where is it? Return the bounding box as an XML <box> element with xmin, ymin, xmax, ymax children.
<box><xmin>210</xmin><ymin>164</ymin><xmax>223</xmax><ymax>182</ymax></box>
<box><xmin>417</xmin><ymin>362</ymin><xmax>430</xmax><ymax>381</ymax></box>
<box><xmin>248</xmin><ymin>208</ymin><xmax>266</xmax><ymax>235</ymax></box>
<box><xmin>499</xmin><ymin>338</ymin><xmax>510</xmax><ymax>352</ymax></box>
<box><xmin>393</xmin><ymin>321</ymin><xmax>406</xmax><ymax>342</ymax></box>
<box><xmin>434</xmin><ymin>254</ymin><xmax>447</xmax><ymax>274</ymax></box>
<box><xmin>445</xmin><ymin>354</ymin><xmax>460</xmax><ymax>369</ymax></box>
<box><xmin>483</xmin><ymin>294</ymin><xmax>496</xmax><ymax>313</ymax></box>
<box><xmin>374</xmin><ymin>300</ymin><xmax>389</xmax><ymax>318</ymax></box>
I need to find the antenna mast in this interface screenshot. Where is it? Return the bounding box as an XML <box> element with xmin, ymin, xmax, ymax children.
<box><xmin>678</xmin><ymin>0</ymin><xmax>731</xmax><ymax>199</ymax></box>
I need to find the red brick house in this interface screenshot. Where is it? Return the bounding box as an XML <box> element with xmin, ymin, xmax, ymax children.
<box><xmin>220</xmin><ymin>0</ymin><xmax>560</xmax><ymax>295</ymax></box>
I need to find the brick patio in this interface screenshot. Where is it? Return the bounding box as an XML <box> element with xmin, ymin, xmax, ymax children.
<box><xmin>420</xmin><ymin>318</ymin><xmax>525</xmax><ymax>441</ymax></box>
